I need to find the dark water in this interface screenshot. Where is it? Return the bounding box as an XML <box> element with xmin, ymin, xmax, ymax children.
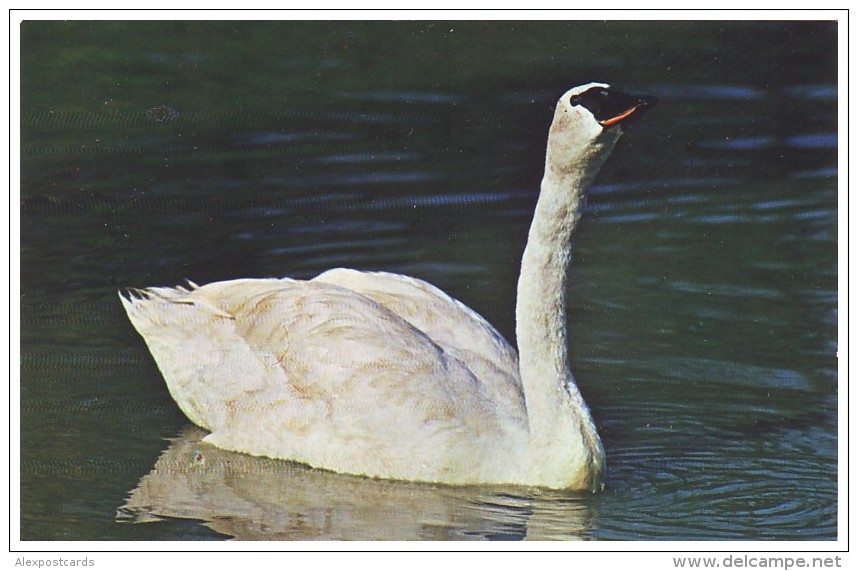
<box><xmin>19</xmin><ymin>20</ymin><xmax>838</xmax><ymax>541</ymax></box>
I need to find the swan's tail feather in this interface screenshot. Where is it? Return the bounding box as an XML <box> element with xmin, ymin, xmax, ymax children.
<box><xmin>119</xmin><ymin>284</ymin><xmax>269</xmax><ymax>432</ymax></box>
<box><xmin>119</xmin><ymin>286</ymin><xmax>234</xmax><ymax>321</ymax></box>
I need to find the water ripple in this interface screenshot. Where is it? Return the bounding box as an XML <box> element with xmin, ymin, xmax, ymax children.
<box><xmin>600</xmin><ymin>441</ymin><xmax>836</xmax><ymax>539</ymax></box>
<box><xmin>646</xmin><ymin>84</ymin><xmax>766</xmax><ymax>100</ymax></box>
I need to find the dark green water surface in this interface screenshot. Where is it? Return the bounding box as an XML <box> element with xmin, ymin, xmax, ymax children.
<box><xmin>20</xmin><ymin>20</ymin><xmax>837</xmax><ymax>541</ymax></box>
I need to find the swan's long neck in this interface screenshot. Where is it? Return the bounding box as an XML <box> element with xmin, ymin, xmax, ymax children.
<box><xmin>515</xmin><ymin>121</ymin><xmax>620</xmax><ymax>488</ymax></box>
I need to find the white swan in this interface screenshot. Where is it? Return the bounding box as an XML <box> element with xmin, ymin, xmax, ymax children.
<box><xmin>121</xmin><ymin>83</ymin><xmax>655</xmax><ymax>492</ymax></box>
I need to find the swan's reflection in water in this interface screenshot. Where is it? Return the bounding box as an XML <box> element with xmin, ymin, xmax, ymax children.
<box><xmin>118</xmin><ymin>427</ymin><xmax>598</xmax><ymax>540</ymax></box>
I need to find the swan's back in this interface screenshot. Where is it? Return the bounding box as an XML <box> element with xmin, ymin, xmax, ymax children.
<box><xmin>121</xmin><ymin>270</ymin><xmax>528</xmax><ymax>484</ymax></box>
<box><xmin>314</xmin><ymin>269</ymin><xmax>522</xmax><ymax>404</ymax></box>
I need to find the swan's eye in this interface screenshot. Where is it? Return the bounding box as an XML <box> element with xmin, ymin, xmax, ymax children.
<box><xmin>569</xmin><ymin>87</ymin><xmax>611</xmax><ymax>116</ymax></box>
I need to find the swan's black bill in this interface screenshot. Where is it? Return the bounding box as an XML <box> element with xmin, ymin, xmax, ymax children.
<box><xmin>570</xmin><ymin>86</ymin><xmax>657</xmax><ymax>128</ymax></box>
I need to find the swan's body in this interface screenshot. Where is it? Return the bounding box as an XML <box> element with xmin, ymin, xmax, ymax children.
<box><xmin>121</xmin><ymin>83</ymin><xmax>655</xmax><ymax>491</ymax></box>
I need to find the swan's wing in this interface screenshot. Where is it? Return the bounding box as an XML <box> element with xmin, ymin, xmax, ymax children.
<box><xmin>121</xmin><ymin>276</ymin><xmax>528</xmax><ymax>483</ymax></box>
<box><xmin>313</xmin><ymin>268</ymin><xmax>524</xmax><ymax>411</ymax></box>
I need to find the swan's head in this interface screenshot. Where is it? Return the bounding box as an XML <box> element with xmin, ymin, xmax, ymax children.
<box><xmin>546</xmin><ymin>82</ymin><xmax>656</xmax><ymax>177</ymax></box>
